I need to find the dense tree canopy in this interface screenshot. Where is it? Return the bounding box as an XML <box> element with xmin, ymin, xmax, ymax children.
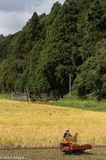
<box><xmin>0</xmin><ymin>0</ymin><xmax>105</xmax><ymax>99</ymax></box>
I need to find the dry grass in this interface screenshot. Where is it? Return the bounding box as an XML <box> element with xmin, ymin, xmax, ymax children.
<box><xmin>0</xmin><ymin>99</ymin><xmax>106</xmax><ymax>148</ymax></box>
<box><xmin>0</xmin><ymin>148</ymin><xmax>106</xmax><ymax>160</ymax></box>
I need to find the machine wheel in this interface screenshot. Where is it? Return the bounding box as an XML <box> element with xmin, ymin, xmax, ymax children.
<box><xmin>73</xmin><ymin>149</ymin><xmax>85</xmax><ymax>154</ymax></box>
<box><xmin>60</xmin><ymin>143</ymin><xmax>71</xmax><ymax>153</ymax></box>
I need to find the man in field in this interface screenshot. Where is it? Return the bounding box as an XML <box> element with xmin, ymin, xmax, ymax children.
<box><xmin>63</xmin><ymin>128</ymin><xmax>72</xmax><ymax>139</ymax></box>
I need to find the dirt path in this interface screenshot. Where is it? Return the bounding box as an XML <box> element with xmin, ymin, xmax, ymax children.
<box><xmin>0</xmin><ymin>147</ymin><xmax>106</xmax><ymax>160</ymax></box>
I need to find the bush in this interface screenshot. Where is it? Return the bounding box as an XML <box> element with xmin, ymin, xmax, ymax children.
<box><xmin>73</xmin><ymin>54</ymin><xmax>106</xmax><ymax>99</ymax></box>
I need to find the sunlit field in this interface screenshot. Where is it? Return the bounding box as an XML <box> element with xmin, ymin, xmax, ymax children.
<box><xmin>0</xmin><ymin>99</ymin><xmax>106</xmax><ymax>149</ymax></box>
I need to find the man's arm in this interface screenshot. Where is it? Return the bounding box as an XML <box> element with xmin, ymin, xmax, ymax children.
<box><xmin>63</xmin><ymin>132</ymin><xmax>67</xmax><ymax>138</ymax></box>
<box><xmin>69</xmin><ymin>133</ymin><xmax>72</xmax><ymax>137</ymax></box>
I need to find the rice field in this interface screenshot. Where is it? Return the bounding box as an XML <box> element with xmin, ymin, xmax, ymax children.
<box><xmin>0</xmin><ymin>99</ymin><xmax>106</xmax><ymax>149</ymax></box>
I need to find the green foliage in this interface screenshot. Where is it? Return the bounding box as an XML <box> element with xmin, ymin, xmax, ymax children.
<box><xmin>0</xmin><ymin>35</ymin><xmax>13</xmax><ymax>62</ymax></box>
<box><xmin>0</xmin><ymin>0</ymin><xmax>105</xmax><ymax>100</ymax></box>
<box><xmin>0</xmin><ymin>93</ymin><xmax>11</xmax><ymax>99</ymax></box>
<box><xmin>48</xmin><ymin>94</ymin><xmax>106</xmax><ymax>112</ymax></box>
<box><xmin>37</xmin><ymin>0</ymin><xmax>79</xmax><ymax>94</ymax></box>
<box><xmin>14</xmin><ymin>70</ymin><xmax>27</xmax><ymax>92</ymax></box>
<box><xmin>26</xmin><ymin>73</ymin><xmax>50</xmax><ymax>94</ymax></box>
<box><xmin>79</xmin><ymin>0</ymin><xmax>106</xmax><ymax>61</ymax></box>
<box><xmin>73</xmin><ymin>52</ymin><xmax>106</xmax><ymax>99</ymax></box>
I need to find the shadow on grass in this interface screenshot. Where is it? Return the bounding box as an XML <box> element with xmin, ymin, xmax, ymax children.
<box><xmin>63</xmin><ymin>151</ymin><xmax>93</xmax><ymax>156</ymax></box>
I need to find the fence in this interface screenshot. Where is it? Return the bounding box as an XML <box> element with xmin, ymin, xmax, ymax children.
<box><xmin>11</xmin><ymin>90</ymin><xmax>61</xmax><ymax>101</ymax></box>
<box><xmin>11</xmin><ymin>92</ymin><xmax>28</xmax><ymax>101</ymax></box>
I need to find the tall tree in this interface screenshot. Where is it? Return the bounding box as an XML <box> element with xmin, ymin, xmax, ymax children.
<box><xmin>38</xmin><ymin>0</ymin><xmax>79</xmax><ymax>95</ymax></box>
<box><xmin>82</xmin><ymin>0</ymin><xmax>106</xmax><ymax>60</ymax></box>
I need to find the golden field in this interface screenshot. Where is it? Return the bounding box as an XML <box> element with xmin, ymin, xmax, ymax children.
<box><xmin>0</xmin><ymin>99</ymin><xmax>106</xmax><ymax>148</ymax></box>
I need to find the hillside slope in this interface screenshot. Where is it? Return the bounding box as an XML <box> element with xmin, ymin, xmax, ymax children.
<box><xmin>0</xmin><ymin>0</ymin><xmax>105</xmax><ymax>99</ymax></box>
<box><xmin>0</xmin><ymin>99</ymin><xmax>106</xmax><ymax>148</ymax></box>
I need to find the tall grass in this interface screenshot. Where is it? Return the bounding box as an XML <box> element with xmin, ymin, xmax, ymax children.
<box><xmin>0</xmin><ymin>93</ymin><xmax>11</xmax><ymax>99</ymax></box>
<box><xmin>47</xmin><ymin>95</ymin><xmax>106</xmax><ymax>112</ymax></box>
<box><xmin>0</xmin><ymin>99</ymin><xmax>106</xmax><ymax>148</ymax></box>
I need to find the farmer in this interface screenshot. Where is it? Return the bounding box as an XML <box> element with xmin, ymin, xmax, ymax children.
<box><xmin>63</xmin><ymin>128</ymin><xmax>72</xmax><ymax>138</ymax></box>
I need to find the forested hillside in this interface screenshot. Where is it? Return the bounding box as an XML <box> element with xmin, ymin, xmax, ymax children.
<box><xmin>0</xmin><ymin>0</ymin><xmax>106</xmax><ymax>99</ymax></box>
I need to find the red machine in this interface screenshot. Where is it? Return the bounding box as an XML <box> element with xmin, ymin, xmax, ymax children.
<box><xmin>60</xmin><ymin>137</ymin><xmax>92</xmax><ymax>154</ymax></box>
